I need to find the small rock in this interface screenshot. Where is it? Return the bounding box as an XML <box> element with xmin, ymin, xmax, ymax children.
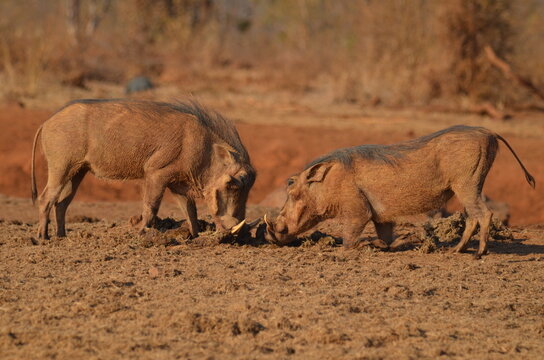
<box><xmin>125</xmin><ymin>76</ymin><xmax>154</xmax><ymax>94</ymax></box>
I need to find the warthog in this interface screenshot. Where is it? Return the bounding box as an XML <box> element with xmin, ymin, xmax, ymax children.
<box><xmin>31</xmin><ymin>99</ymin><xmax>256</xmax><ymax>240</ymax></box>
<box><xmin>265</xmin><ymin>125</ymin><xmax>535</xmax><ymax>258</ymax></box>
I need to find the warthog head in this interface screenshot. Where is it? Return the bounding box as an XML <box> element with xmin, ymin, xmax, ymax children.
<box><xmin>265</xmin><ymin>162</ymin><xmax>335</xmax><ymax>244</ymax></box>
<box><xmin>204</xmin><ymin>144</ymin><xmax>256</xmax><ymax>231</ymax></box>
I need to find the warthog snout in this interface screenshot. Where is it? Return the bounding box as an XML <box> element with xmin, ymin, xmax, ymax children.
<box><xmin>264</xmin><ymin>214</ymin><xmax>294</xmax><ymax>245</ymax></box>
<box><xmin>273</xmin><ymin>217</ymin><xmax>288</xmax><ymax>234</ymax></box>
<box><xmin>216</xmin><ymin>215</ymin><xmax>241</xmax><ymax>232</ymax></box>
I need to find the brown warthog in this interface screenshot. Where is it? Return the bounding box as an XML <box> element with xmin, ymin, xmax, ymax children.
<box><xmin>31</xmin><ymin>99</ymin><xmax>255</xmax><ymax>240</ymax></box>
<box><xmin>265</xmin><ymin>125</ymin><xmax>535</xmax><ymax>258</ymax></box>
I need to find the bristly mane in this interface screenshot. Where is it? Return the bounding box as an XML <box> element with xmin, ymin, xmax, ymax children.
<box><xmin>305</xmin><ymin>125</ymin><xmax>490</xmax><ymax>169</ymax></box>
<box><xmin>60</xmin><ymin>98</ymin><xmax>251</xmax><ymax>163</ymax></box>
<box><xmin>169</xmin><ymin>100</ymin><xmax>250</xmax><ymax>162</ymax></box>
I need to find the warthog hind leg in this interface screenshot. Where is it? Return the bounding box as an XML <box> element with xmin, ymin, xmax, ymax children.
<box><xmin>38</xmin><ymin>167</ymin><xmax>69</xmax><ymax>240</ymax></box>
<box><xmin>452</xmin><ymin>188</ymin><xmax>493</xmax><ymax>258</ymax></box>
<box><xmin>476</xmin><ymin>208</ymin><xmax>492</xmax><ymax>258</ymax></box>
<box><xmin>54</xmin><ymin>169</ymin><xmax>87</xmax><ymax>237</ymax></box>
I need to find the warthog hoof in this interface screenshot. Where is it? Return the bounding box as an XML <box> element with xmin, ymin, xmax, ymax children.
<box><xmin>129</xmin><ymin>215</ymin><xmax>143</xmax><ymax>227</ymax></box>
<box><xmin>449</xmin><ymin>247</ymin><xmax>465</xmax><ymax>254</ymax></box>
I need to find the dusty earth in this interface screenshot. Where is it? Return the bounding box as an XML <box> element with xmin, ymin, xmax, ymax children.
<box><xmin>1</xmin><ymin>85</ymin><xmax>544</xmax><ymax>359</ymax></box>
<box><xmin>1</xmin><ymin>196</ymin><xmax>544</xmax><ymax>359</ymax></box>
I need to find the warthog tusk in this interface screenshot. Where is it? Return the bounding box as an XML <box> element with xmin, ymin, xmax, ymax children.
<box><xmin>230</xmin><ymin>220</ymin><xmax>246</xmax><ymax>234</ymax></box>
<box><xmin>264</xmin><ymin>214</ymin><xmax>274</xmax><ymax>232</ymax></box>
<box><xmin>247</xmin><ymin>218</ymin><xmax>260</xmax><ymax>228</ymax></box>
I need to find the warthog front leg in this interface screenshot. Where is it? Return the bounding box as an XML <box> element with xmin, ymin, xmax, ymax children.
<box><xmin>341</xmin><ymin>212</ymin><xmax>372</xmax><ymax>248</ymax></box>
<box><xmin>180</xmin><ymin>197</ymin><xmax>199</xmax><ymax>237</ymax></box>
<box><xmin>140</xmin><ymin>174</ymin><xmax>168</xmax><ymax>233</ymax></box>
<box><xmin>169</xmin><ymin>184</ymin><xmax>200</xmax><ymax>237</ymax></box>
<box><xmin>341</xmin><ymin>196</ymin><xmax>377</xmax><ymax>248</ymax></box>
<box><xmin>342</xmin><ymin>219</ymin><xmax>369</xmax><ymax>248</ymax></box>
<box><xmin>374</xmin><ymin>222</ymin><xmax>394</xmax><ymax>245</ymax></box>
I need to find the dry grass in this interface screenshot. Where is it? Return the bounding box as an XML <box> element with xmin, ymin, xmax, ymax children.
<box><xmin>1</xmin><ymin>0</ymin><xmax>544</xmax><ymax>107</ymax></box>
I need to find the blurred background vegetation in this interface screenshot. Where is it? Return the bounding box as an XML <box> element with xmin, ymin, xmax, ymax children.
<box><xmin>1</xmin><ymin>0</ymin><xmax>543</xmax><ymax>109</ymax></box>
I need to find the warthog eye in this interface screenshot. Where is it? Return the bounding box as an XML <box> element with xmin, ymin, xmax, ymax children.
<box><xmin>287</xmin><ymin>178</ymin><xmax>295</xmax><ymax>187</ymax></box>
<box><xmin>227</xmin><ymin>176</ymin><xmax>242</xmax><ymax>189</ymax></box>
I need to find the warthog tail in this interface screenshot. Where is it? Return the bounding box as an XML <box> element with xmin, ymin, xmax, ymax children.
<box><xmin>31</xmin><ymin>125</ymin><xmax>43</xmax><ymax>205</ymax></box>
<box><xmin>496</xmin><ymin>134</ymin><xmax>536</xmax><ymax>189</ymax></box>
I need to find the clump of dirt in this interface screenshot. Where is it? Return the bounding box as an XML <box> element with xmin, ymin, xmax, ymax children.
<box><xmin>183</xmin><ymin>312</ymin><xmax>229</xmax><ymax>334</ymax></box>
<box><xmin>139</xmin><ymin>217</ymin><xmax>269</xmax><ymax>248</ymax></box>
<box><xmin>188</xmin><ymin>229</ymin><xmax>236</xmax><ymax>247</ymax></box>
<box><xmin>489</xmin><ymin>217</ymin><xmax>514</xmax><ymax>240</ymax></box>
<box><xmin>416</xmin><ymin>212</ymin><xmax>514</xmax><ymax>253</ymax></box>
<box><xmin>131</xmin><ymin>216</ymin><xmax>221</xmax><ymax>248</ymax></box>
<box><xmin>130</xmin><ymin>215</ymin><xmax>213</xmax><ymax>232</ymax></box>
<box><xmin>182</xmin><ymin>312</ymin><xmax>266</xmax><ymax>337</ymax></box>
<box><xmin>154</xmin><ymin>217</ymin><xmax>184</xmax><ymax>231</ymax></box>
<box><xmin>67</xmin><ymin>215</ymin><xmax>101</xmax><ymax>223</ymax></box>
<box><xmin>238</xmin><ymin>221</ymin><xmax>270</xmax><ymax>246</ymax></box>
<box><xmin>189</xmin><ymin>218</ymin><xmax>270</xmax><ymax>247</ymax></box>
<box><xmin>300</xmin><ymin>231</ymin><xmax>340</xmax><ymax>248</ymax></box>
<box><xmin>255</xmin><ymin>225</ymin><xmax>379</xmax><ymax>249</ymax></box>
<box><xmin>138</xmin><ymin>228</ymin><xmax>189</xmax><ymax>248</ymax></box>
<box><xmin>133</xmin><ymin>216</ymin><xmax>199</xmax><ymax>247</ymax></box>
<box><xmin>259</xmin><ymin>230</ymin><xmax>340</xmax><ymax>248</ymax></box>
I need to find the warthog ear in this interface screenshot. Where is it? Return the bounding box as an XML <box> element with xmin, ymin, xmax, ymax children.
<box><xmin>213</xmin><ymin>144</ymin><xmax>238</xmax><ymax>164</ymax></box>
<box><xmin>305</xmin><ymin>162</ymin><xmax>332</xmax><ymax>183</ymax></box>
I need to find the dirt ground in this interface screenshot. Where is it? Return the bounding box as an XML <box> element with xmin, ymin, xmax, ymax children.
<box><xmin>1</xmin><ymin>196</ymin><xmax>544</xmax><ymax>359</ymax></box>
<box><xmin>1</xmin><ymin>85</ymin><xmax>544</xmax><ymax>359</ymax></box>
